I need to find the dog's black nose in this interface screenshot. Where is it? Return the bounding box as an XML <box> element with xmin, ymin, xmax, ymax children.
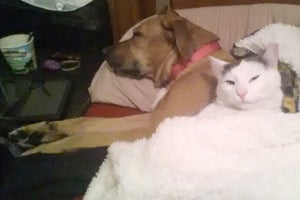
<box><xmin>102</xmin><ymin>45</ymin><xmax>113</xmax><ymax>56</ymax></box>
<box><xmin>102</xmin><ymin>45</ymin><xmax>123</xmax><ymax>69</ymax></box>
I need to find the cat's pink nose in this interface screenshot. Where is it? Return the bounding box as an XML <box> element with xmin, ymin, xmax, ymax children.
<box><xmin>237</xmin><ymin>90</ymin><xmax>247</xmax><ymax>100</ymax></box>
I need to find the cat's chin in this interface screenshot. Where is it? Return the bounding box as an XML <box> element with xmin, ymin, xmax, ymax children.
<box><xmin>220</xmin><ymin>100</ymin><xmax>258</xmax><ymax>110</ymax></box>
<box><xmin>231</xmin><ymin>101</ymin><xmax>279</xmax><ymax>111</ymax></box>
<box><xmin>217</xmin><ymin>98</ymin><xmax>266</xmax><ymax>110</ymax></box>
<box><xmin>234</xmin><ymin>103</ymin><xmax>256</xmax><ymax>110</ymax></box>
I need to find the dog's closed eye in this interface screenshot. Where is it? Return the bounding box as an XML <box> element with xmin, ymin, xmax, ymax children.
<box><xmin>133</xmin><ymin>31</ymin><xmax>143</xmax><ymax>38</ymax></box>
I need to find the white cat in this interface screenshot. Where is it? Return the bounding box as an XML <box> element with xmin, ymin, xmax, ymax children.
<box><xmin>209</xmin><ymin>43</ymin><xmax>283</xmax><ymax>111</ymax></box>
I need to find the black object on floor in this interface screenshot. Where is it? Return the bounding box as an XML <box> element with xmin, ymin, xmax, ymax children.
<box><xmin>0</xmin><ymin>146</ymin><xmax>108</xmax><ymax>200</ymax></box>
<box><xmin>1</xmin><ymin>71</ymin><xmax>72</xmax><ymax>123</ymax></box>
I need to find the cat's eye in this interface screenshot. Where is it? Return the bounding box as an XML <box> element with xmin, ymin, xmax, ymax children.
<box><xmin>249</xmin><ymin>75</ymin><xmax>260</xmax><ymax>82</ymax></box>
<box><xmin>225</xmin><ymin>80</ymin><xmax>235</xmax><ymax>85</ymax></box>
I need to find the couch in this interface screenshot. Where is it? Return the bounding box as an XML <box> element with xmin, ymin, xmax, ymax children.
<box><xmin>1</xmin><ymin>1</ymin><xmax>300</xmax><ymax>200</ymax></box>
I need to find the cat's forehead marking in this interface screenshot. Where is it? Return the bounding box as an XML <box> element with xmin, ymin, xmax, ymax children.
<box><xmin>222</xmin><ymin>56</ymin><xmax>266</xmax><ymax>75</ymax></box>
<box><xmin>222</xmin><ymin>60</ymin><xmax>241</xmax><ymax>75</ymax></box>
<box><xmin>245</xmin><ymin>56</ymin><xmax>267</xmax><ymax>67</ymax></box>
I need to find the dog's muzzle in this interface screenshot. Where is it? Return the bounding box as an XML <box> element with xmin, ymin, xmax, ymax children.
<box><xmin>102</xmin><ymin>45</ymin><xmax>144</xmax><ymax>79</ymax></box>
<box><xmin>102</xmin><ymin>45</ymin><xmax>123</xmax><ymax>68</ymax></box>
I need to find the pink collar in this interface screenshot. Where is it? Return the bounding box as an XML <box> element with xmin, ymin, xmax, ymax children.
<box><xmin>170</xmin><ymin>40</ymin><xmax>221</xmax><ymax>80</ymax></box>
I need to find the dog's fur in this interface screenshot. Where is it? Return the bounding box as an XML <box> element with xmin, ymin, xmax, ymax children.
<box><xmin>10</xmin><ymin>8</ymin><xmax>234</xmax><ymax>155</ymax></box>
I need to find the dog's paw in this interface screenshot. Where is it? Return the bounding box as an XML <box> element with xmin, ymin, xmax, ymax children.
<box><xmin>8</xmin><ymin>121</ymin><xmax>68</xmax><ymax>149</ymax></box>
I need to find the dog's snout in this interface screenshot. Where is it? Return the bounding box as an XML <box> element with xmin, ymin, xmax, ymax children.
<box><xmin>102</xmin><ymin>45</ymin><xmax>122</xmax><ymax>68</ymax></box>
<box><xmin>102</xmin><ymin>40</ymin><xmax>144</xmax><ymax>78</ymax></box>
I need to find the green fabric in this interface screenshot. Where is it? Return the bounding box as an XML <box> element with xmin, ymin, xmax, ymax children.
<box><xmin>278</xmin><ymin>62</ymin><xmax>299</xmax><ymax>113</ymax></box>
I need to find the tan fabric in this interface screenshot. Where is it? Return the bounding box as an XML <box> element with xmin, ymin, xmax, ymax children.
<box><xmin>88</xmin><ymin>3</ymin><xmax>300</xmax><ymax>112</ymax></box>
<box><xmin>178</xmin><ymin>3</ymin><xmax>300</xmax><ymax>50</ymax></box>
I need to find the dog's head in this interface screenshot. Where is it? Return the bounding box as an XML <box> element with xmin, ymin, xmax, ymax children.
<box><xmin>103</xmin><ymin>8</ymin><xmax>219</xmax><ymax>87</ymax></box>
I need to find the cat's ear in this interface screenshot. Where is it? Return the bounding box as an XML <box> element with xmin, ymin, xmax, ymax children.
<box><xmin>208</xmin><ymin>56</ymin><xmax>229</xmax><ymax>77</ymax></box>
<box><xmin>261</xmin><ymin>43</ymin><xmax>278</xmax><ymax>69</ymax></box>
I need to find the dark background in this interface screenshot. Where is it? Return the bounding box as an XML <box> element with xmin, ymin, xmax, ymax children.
<box><xmin>0</xmin><ymin>0</ymin><xmax>113</xmax><ymax>132</ymax></box>
<box><xmin>0</xmin><ymin>2</ymin><xmax>113</xmax><ymax>199</ymax></box>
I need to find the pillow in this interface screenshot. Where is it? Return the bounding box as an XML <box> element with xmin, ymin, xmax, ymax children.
<box><xmin>88</xmin><ymin>63</ymin><xmax>159</xmax><ymax>112</ymax></box>
<box><xmin>88</xmin><ymin>3</ymin><xmax>300</xmax><ymax>112</ymax></box>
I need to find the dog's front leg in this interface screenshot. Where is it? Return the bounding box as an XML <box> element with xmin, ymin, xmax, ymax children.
<box><xmin>21</xmin><ymin>125</ymin><xmax>153</xmax><ymax>155</ymax></box>
<box><xmin>9</xmin><ymin>113</ymin><xmax>151</xmax><ymax>151</ymax></box>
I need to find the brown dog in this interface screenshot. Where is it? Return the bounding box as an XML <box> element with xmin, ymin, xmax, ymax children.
<box><xmin>9</xmin><ymin>8</ymin><xmax>234</xmax><ymax>155</ymax></box>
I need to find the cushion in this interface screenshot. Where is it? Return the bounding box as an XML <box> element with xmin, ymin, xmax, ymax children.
<box><xmin>88</xmin><ymin>3</ymin><xmax>300</xmax><ymax>112</ymax></box>
<box><xmin>84</xmin><ymin>103</ymin><xmax>144</xmax><ymax>118</ymax></box>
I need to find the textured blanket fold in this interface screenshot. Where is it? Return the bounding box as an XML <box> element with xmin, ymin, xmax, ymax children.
<box><xmin>84</xmin><ymin>105</ymin><xmax>300</xmax><ymax>200</ymax></box>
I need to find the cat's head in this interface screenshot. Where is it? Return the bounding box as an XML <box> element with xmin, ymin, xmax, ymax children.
<box><xmin>209</xmin><ymin>43</ymin><xmax>282</xmax><ymax>110</ymax></box>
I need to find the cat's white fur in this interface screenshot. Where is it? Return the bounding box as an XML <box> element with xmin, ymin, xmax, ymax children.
<box><xmin>234</xmin><ymin>23</ymin><xmax>300</xmax><ymax>76</ymax></box>
<box><xmin>209</xmin><ymin>43</ymin><xmax>283</xmax><ymax>111</ymax></box>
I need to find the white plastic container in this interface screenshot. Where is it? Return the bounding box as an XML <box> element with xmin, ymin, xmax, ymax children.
<box><xmin>0</xmin><ymin>34</ymin><xmax>37</xmax><ymax>74</ymax></box>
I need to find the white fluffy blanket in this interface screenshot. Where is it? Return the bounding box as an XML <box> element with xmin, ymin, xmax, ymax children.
<box><xmin>84</xmin><ymin>104</ymin><xmax>300</xmax><ymax>200</ymax></box>
<box><xmin>234</xmin><ymin>23</ymin><xmax>300</xmax><ymax>75</ymax></box>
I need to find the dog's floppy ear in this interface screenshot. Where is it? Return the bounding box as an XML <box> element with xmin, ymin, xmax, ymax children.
<box><xmin>160</xmin><ymin>8</ymin><xmax>219</xmax><ymax>59</ymax></box>
<box><xmin>159</xmin><ymin>8</ymin><xmax>194</xmax><ymax>59</ymax></box>
<box><xmin>172</xmin><ymin>20</ymin><xmax>196</xmax><ymax>59</ymax></box>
